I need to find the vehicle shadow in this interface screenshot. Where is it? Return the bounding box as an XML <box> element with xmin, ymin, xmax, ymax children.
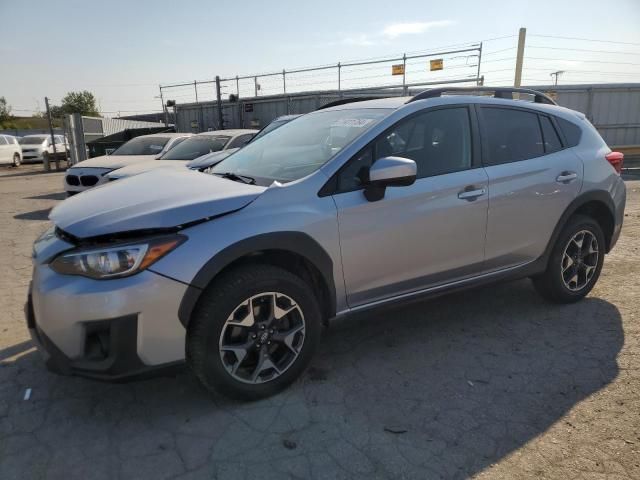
<box><xmin>13</xmin><ymin>208</ymin><xmax>51</xmax><ymax>221</ymax></box>
<box><xmin>0</xmin><ymin>279</ymin><xmax>622</xmax><ymax>479</ymax></box>
<box><xmin>24</xmin><ymin>192</ymin><xmax>67</xmax><ymax>201</ymax></box>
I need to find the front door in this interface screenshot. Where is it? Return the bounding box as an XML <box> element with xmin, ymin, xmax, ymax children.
<box><xmin>332</xmin><ymin>106</ymin><xmax>489</xmax><ymax>308</ymax></box>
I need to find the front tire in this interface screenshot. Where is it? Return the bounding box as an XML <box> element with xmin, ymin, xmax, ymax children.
<box><xmin>187</xmin><ymin>264</ymin><xmax>322</xmax><ymax>400</ymax></box>
<box><xmin>12</xmin><ymin>153</ymin><xmax>21</xmax><ymax>167</ymax></box>
<box><xmin>532</xmin><ymin>214</ymin><xmax>605</xmax><ymax>303</ymax></box>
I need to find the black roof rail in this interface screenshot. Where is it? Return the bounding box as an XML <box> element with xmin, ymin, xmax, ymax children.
<box><xmin>316</xmin><ymin>97</ymin><xmax>379</xmax><ymax>110</ymax></box>
<box><xmin>407</xmin><ymin>87</ymin><xmax>558</xmax><ymax>105</ymax></box>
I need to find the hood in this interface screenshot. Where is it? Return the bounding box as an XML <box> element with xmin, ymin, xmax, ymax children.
<box><xmin>187</xmin><ymin>148</ymin><xmax>239</xmax><ymax>169</ymax></box>
<box><xmin>71</xmin><ymin>154</ymin><xmax>158</xmax><ymax>170</ymax></box>
<box><xmin>107</xmin><ymin>159</ymin><xmax>186</xmax><ymax>179</ymax></box>
<box><xmin>50</xmin><ymin>168</ymin><xmax>266</xmax><ymax>238</ymax></box>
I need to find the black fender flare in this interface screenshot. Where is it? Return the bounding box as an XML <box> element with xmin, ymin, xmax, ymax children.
<box><xmin>539</xmin><ymin>190</ymin><xmax>616</xmax><ymax>267</ymax></box>
<box><xmin>177</xmin><ymin>232</ymin><xmax>336</xmax><ymax>328</ymax></box>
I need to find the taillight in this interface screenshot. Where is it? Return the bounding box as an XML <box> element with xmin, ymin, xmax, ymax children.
<box><xmin>605</xmin><ymin>151</ymin><xmax>624</xmax><ymax>174</ymax></box>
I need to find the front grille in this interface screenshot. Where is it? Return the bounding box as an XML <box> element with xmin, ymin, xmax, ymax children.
<box><xmin>66</xmin><ymin>175</ymin><xmax>80</xmax><ymax>186</ymax></box>
<box><xmin>80</xmin><ymin>175</ymin><xmax>99</xmax><ymax>186</ymax></box>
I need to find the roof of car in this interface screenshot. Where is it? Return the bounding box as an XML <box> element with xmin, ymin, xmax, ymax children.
<box><xmin>320</xmin><ymin>97</ymin><xmax>410</xmax><ymax>111</ymax></box>
<box><xmin>196</xmin><ymin>129</ymin><xmax>258</xmax><ymax>137</ymax></box>
<box><xmin>318</xmin><ymin>92</ymin><xmax>579</xmax><ymax>120</ymax></box>
<box><xmin>141</xmin><ymin>132</ymin><xmax>190</xmax><ymax>138</ymax></box>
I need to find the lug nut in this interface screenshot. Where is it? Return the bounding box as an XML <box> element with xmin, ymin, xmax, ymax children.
<box><xmin>252</xmin><ymin>334</ymin><xmax>257</xmax><ymax>339</ymax></box>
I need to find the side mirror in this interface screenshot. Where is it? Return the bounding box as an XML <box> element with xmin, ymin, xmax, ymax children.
<box><xmin>363</xmin><ymin>156</ymin><xmax>416</xmax><ymax>201</ymax></box>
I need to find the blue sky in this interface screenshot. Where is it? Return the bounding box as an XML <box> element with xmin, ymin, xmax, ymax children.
<box><xmin>1</xmin><ymin>0</ymin><xmax>639</xmax><ymax>116</ymax></box>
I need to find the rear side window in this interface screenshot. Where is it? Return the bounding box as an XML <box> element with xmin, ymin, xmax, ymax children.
<box><xmin>481</xmin><ymin>107</ymin><xmax>544</xmax><ymax>165</ymax></box>
<box><xmin>539</xmin><ymin>116</ymin><xmax>562</xmax><ymax>153</ymax></box>
<box><xmin>0</xmin><ymin>137</ymin><xmax>6</xmax><ymax>145</ymax></box>
<box><xmin>556</xmin><ymin>117</ymin><xmax>582</xmax><ymax>147</ymax></box>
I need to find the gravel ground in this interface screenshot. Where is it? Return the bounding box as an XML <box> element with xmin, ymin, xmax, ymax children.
<box><xmin>0</xmin><ymin>165</ymin><xmax>638</xmax><ymax>480</ymax></box>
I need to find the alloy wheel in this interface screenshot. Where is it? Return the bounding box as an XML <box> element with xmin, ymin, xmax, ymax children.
<box><xmin>561</xmin><ymin>230</ymin><xmax>599</xmax><ymax>291</ymax></box>
<box><xmin>218</xmin><ymin>292</ymin><xmax>305</xmax><ymax>384</ymax></box>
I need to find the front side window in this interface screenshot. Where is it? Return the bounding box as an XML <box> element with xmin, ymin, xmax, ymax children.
<box><xmin>335</xmin><ymin>107</ymin><xmax>472</xmax><ymax>192</ymax></box>
<box><xmin>160</xmin><ymin>136</ymin><xmax>230</xmax><ymax>160</ymax></box>
<box><xmin>112</xmin><ymin>136</ymin><xmax>170</xmax><ymax>156</ymax></box>
<box><xmin>211</xmin><ymin>108</ymin><xmax>389</xmax><ymax>184</ymax></box>
<box><xmin>481</xmin><ymin>108</ymin><xmax>544</xmax><ymax>165</ymax></box>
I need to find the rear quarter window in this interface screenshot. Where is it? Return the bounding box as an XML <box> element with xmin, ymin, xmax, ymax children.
<box><xmin>555</xmin><ymin>117</ymin><xmax>582</xmax><ymax>147</ymax></box>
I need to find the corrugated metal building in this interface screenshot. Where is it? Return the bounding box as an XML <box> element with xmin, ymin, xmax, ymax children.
<box><xmin>175</xmin><ymin>83</ymin><xmax>640</xmax><ymax>148</ymax></box>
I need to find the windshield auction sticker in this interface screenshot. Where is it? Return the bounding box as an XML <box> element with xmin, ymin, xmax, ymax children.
<box><xmin>330</xmin><ymin>118</ymin><xmax>376</xmax><ymax>128</ymax></box>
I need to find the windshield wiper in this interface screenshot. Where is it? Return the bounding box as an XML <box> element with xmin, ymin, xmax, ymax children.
<box><xmin>213</xmin><ymin>172</ymin><xmax>256</xmax><ymax>185</ymax></box>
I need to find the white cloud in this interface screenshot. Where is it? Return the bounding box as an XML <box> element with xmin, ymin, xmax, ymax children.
<box><xmin>383</xmin><ymin>20</ymin><xmax>455</xmax><ymax>38</ymax></box>
<box><xmin>342</xmin><ymin>34</ymin><xmax>377</xmax><ymax>47</ymax></box>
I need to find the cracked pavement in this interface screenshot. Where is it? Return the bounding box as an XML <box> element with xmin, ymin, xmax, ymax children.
<box><xmin>0</xmin><ymin>165</ymin><xmax>639</xmax><ymax>479</ymax></box>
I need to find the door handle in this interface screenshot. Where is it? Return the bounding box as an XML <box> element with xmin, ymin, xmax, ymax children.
<box><xmin>556</xmin><ymin>171</ymin><xmax>577</xmax><ymax>183</ymax></box>
<box><xmin>458</xmin><ymin>187</ymin><xmax>486</xmax><ymax>201</ymax></box>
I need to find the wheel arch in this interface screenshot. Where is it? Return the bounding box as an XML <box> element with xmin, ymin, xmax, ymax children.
<box><xmin>178</xmin><ymin>232</ymin><xmax>337</xmax><ymax>328</ymax></box>
<box><xmin>543</xmin><ymin>190</ymin><xmax>616</xmax><ymax>266</ymax></box>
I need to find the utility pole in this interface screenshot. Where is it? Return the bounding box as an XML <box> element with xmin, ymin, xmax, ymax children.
<box><xmin>194</xmin><ymin>81</ymin><xmax>199</xmax><ymax>103</ymax></box>
<box><xmin>514</xmin><ymin>27</ymin><xmax>526</xmax><ymax>87</ymax></box>
<box><xmin>215</xmin><ymin>76</ymin><xmax>224</xmax><ymax>130</ymax></box>
<box><xmin>476</xmin><ymin>42</ymin><xmax>483</xmax><ymax>86</ymax></box>
<box><xmin>550</xmin><ymin>70</ymin><xmax>565</xmax><ymax>86</ymax></box>
<box><xmin>44</xmin><ymin>97</ymin><xmax>59</xmax><ymax>171</ymax></box>
<box><xmin>159</xmin><ymin>85</ymin><xmax>168</xmax><ymax>127</ymax></box>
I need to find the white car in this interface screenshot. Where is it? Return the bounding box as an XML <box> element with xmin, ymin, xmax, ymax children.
<box><xmin>0</xmin><ymin>134</ymin><xmax>22</xmax><ymax>166</ymax></box>
<box><xmin>64</xmin><ymin>133</ymin><xmax>192</xmax><ymax>196</ymax></box>
<box><xmin>106</xmin><ymin>129</ymin><xmax>257</xmax><ymax>181</ymax></box>
<box><xmin>19</xmin><ymin>134</ymin><xmax>68</xmax><ymax>163</ymax></box>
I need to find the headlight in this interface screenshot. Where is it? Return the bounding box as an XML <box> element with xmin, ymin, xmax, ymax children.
<box><xmin>50</xmin><ymin>235</ymin><xmax>185</xmax><ymax>279</ymax></box>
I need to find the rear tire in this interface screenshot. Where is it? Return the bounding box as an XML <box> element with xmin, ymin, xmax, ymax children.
<box><xmin>12</xmin><ymin>153</ymin><xmax>21</xmax><ymax>167</ymax></box>
<box><xmin>532</xmin><ymin>214</ymin><xmax>605</xmax><ymax>303</ymax></box>
<box><xmin>186</xmin><ymin>264</ymin><xmax>322</xmax><ymax>401</ymax></box>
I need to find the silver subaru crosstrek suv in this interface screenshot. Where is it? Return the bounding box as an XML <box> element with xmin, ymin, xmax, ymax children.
<box><xmin>27</xmin><ymin>88</ymin><xmax>626</xmax><ymax>400</ymax></box>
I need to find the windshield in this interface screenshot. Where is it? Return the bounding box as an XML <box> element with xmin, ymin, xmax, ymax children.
<box><xmin>159</xmin><ymin>135</ymin><xmax>230</xmax><ymax>160</ymax></box>
<box><xmin>251</xmin><ymin>119</ymin><xmax>291</xmax><ymax>142</ymax></box>
<box><xmin>112</xmin><ymin>136</ymin><xmax>170</xmax><ymax>155</ymax></box>
<box><xmin>210</xmin><ymin>109</ymin><xmax>388</xmax><ymax>183</ymax></box>
<box><xmin>19</xmin><ymin>136</ymin><xmax>48</xmax><ymax>145</ymax></box>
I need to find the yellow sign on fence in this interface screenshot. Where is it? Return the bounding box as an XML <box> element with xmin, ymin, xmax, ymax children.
<box><xmin>392</xmin><ymin>64</ymin><xmax>405</xmax><ymax>75</ymax></box>
<box><xmin>430</xmin><ymin>59</ymin><xmax>444</xmax><ymax>71</ymax></box>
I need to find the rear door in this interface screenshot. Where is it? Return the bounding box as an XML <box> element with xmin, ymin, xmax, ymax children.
<box><xmin>479</xmin><ymin>106</ymin><xmax>582</xmax><ymax>270</ymax></box>
<box><xmin>332</xmin><ymin>106</ymin><xmax>489</xmax><ymax>307</ymax></box>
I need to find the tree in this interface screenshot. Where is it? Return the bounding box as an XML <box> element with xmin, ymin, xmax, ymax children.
<box><xmin>60</xmin><ymin>91</ymin><xmax>99</xmax><ymax>116</ymax></box>
<box><xmin>49</xmin><ymin>105</ymin><xmax>65</xmax><ymax>119</ymax></box>
<box><xmin>0</xmin><ymin>97</ymin><xmax>11</xmax><ymax>123</ymax></box>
